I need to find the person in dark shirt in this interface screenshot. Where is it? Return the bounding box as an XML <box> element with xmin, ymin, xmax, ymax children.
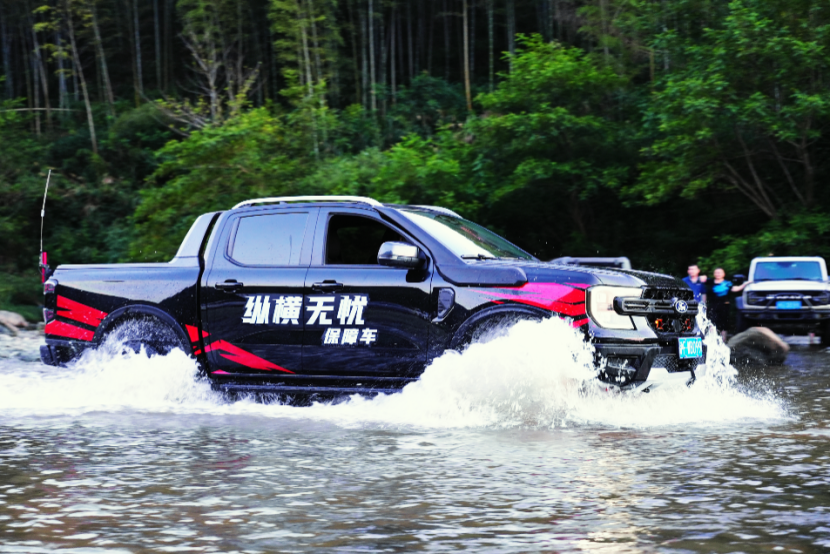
<box><xmin>682</xmin><ymin>263</ymin><xmax>707</xmax><ymax>303</ymax></box>
<box><xmin>707</xmin><ymin>267</ymin><xmax>750</xmax><ymax>340</ymax></box>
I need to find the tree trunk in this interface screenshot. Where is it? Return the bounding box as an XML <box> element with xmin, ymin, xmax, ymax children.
<box><xmin>0</xmin><ymin>4</ymin><xmax>12</xmax><ymax>99</ymax></box>
<box><xmin>379</xmin><ymin>3</ymin><xmax>386</xmax><ymax>117</ymax></box>
<box><xmin>360</xmin><ymin>2</ymin><xmax>368</xmax><ymax>109</ymax></box>
<box><xmin>347</xmin><ymin>0</ymin><xmax>361</xmax><ymax>104</ymax></box>
<box><xmin>487</xmin><ymin>0</ymin><xmax>493</xmax><ymax>90</ymax></box>
<box><xmin>20</xmin><ymin>21</ymin><xmax>35</xmax><ymax>133</ymax></box>
<box><xmin>66</xmin><ymin>1</ymin><xmax>98</xmax><ymax>154</ymax></box>
<box><xmin>506</xmin><ymin>0</ymin><xmax>515</xmax><ymax>71</ymax></box>
<box><xmin>442</xmin><ymin>0</ymin><xmax>449</xmax><ymax>80</ymax></box>
<box><xmin>470</xmin><ymin>0</ymin><xmax>475</xmax><ymax>75</ymax></box>
<box><xmin>164</xmin><ymin>0</ymin><xmax>171</xmax><ymax>91</ymax></box>
<box><xmin>427</xmin><ymin>0</ymin><xmax>434</xmax><ymax>75</ymax></box>
<box><xmin>463</xmin><ymin>0</ymin><xmax>471</xmax><ymax>111</ymax></box>
<box><xmin>154</xmin><ymin>0</ymin><xmax>161</xmax><ymax>89</ymax></box>
<box><xmin>133</xmin><ymin>0</ymin><xmax>144</xmax><ymax>102</ymax></box>
<box><xmin>55</xmin><ymin>30</ymin><xmax>68</xmax><ymax>111</ymax></box>
<box><xmin>27</xmin><ymin>1</ymin><xmax>52</xmax><ymax>130</ymax></box>
<box><xmin>368</xmin><ymin>0</ymin><xmax>377</xmax><ymax>112</ymax></box>
<box><xmin>406</xmin><ymin>0</ymin><xmax>413</xmax><ymax>80</ymax></box>
<box><xmin>391</xmin><ymin>3</ymin><xmax>396</xmax><ymax>104</ymax></box>
<box><xmin>297</xmin><ymin>0</ymin><xmax>319</xmax><ymax>157</ymax></box>
<box><xmin>90</xmin><ymin>1</ymin><xmax>115</xmax><ymax>118</ymax></box>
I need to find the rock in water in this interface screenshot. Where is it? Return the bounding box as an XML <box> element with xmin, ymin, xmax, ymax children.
<box><xmin>0</xmin><ymin>311</ymin><xmax>28</xmax><ymax>336</ymax></box>
<box><xmin>728</xmin><ymin>327</ymin><xmax>790</xmax><ymax>366</ymax></box>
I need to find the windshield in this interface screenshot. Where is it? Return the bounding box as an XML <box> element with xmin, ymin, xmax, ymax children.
<box><xmin>754</xmin><ymin>261</ymin><xmax>824</xmax><ymax>282</ymax></box>
<box><xmin>400</xmin><ymin>209</ymin><xmax>535</xmax><ymax>260</ymax></box>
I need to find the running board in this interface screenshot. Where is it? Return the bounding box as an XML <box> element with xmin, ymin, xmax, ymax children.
<box><xmin>212</xmin><ymin>383</ymin><xmax>404</xmax><ymax>396</ymax></box>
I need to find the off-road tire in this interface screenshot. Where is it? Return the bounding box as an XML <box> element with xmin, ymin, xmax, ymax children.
<box><xmin>107</xmin><ymin>316</ymin><xmax>185</xmax><ymax>357</ymax></box>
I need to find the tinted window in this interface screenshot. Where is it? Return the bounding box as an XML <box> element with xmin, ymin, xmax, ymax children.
<box><xmin>230</xmin><ymin>213</ymin><xmax>309</xmax><ymax>266</ymax></box>
<box><xmin>400</xmin><ymin>209</ymin><xmax>534</xmax><ymax>260</ymax></box>
<box><xmin>754</xmin><ymin>261</ymin><xmax>823</xmax><ymax>282</ymax></box>
<box><xmin>326</xmin><ymin>215</ymin><xmax>404</xmax><ymax>265</ymax></box>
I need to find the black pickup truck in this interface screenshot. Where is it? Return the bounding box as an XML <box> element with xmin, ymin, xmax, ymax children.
<box><xmin>41</xmin><ymin>196</ymin><xmax>707</xmax><ymax>396</ymax></box>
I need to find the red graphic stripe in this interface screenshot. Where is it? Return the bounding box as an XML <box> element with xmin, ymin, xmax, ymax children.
<box><xmin>204</xmin><ymin>340</ymin><xmax>294</xmax><ymax>373</ymax></box>
<box><xmin>185</xmin><ymin>324</ymin><xmax>210</xmax><ymax>343</ymax></box>
<box><xmin>570</xmin><ymin>318</ymin><xmax>590</xmax><ymax>328</ymax></box>
<box><xmin>474</xmin><ymin>282</ymin><xmax>587</xmax><ymax>317</ymax></box>
<box><xmin>57</xmin><ymin>296</ymin><xmax>108</xmax><ymax>327</ymax></box>
<box><xmin>45</xmin><ymin>320</ymin><xmax>94</xmax><ymax>341</ymax></box>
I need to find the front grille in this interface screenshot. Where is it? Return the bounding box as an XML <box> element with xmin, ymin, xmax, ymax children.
<box><xmin>617</xmin><ymin>287</ymin><xmax>698</xmax><ymax>335</ymax></box>
<box><xmin>642</xmin><ymin>288</ymin><xmax>694</xmax><ymax>301</ymax></box>
<box><xmin>653</xmin><ymin>354</ymin><xmax>700</xmax><ymax>373</ymax></box>
<box><xmin>747</xmin><ymin>290</ymin><xmax>830</xmax><ymax>307</ymax></box>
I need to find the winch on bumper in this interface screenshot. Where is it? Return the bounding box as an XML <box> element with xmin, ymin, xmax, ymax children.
<box><xmin>593</xmin><ymin>343</ymin><xmax>707</xmax><ymax>391</ymax></box>
<box><xmin>589</xmin><ymin>286</ymin><xmax>707</xmax><ymax>391</ymax></box>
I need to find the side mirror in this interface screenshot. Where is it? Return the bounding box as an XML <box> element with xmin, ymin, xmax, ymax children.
<box><xmin>733</xmin><ymin>274</ymin><xmax>747</xmax><ymax>285</ymax></box>
<box><xmin>378</xmin><ymin>241</ymin><xmax>424</xmax><ymax>269</ymax></box>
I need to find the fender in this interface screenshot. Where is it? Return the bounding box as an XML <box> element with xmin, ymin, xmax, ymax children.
<box><xmin>450</xmin><ymin>304</ymin><xmax>551</xmax><ymax>350</ymax></box>
<box><xmin>94</xmin><ymin>304</ymin><xmax>191</xmax><ymax>351</ymax></box>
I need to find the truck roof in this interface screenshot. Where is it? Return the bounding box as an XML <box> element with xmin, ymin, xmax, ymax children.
<box><xmin>231</xmin><ymin>195</ymin><xmax>462</xmax><ymax>218</ymax></box>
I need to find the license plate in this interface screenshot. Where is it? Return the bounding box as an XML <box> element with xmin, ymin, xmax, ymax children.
<box><xmin>776</xmin><ymin>300</ymin><xmax>801</xmax><ymax>310</ymax></box>
<box><xmin>678</xmin><ymin>337</ymin><xmax>703</xmax><ymax>359</ymax></box>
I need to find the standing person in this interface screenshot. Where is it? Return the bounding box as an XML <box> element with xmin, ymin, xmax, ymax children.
<box><xmin>683</xmin><ymin>263</ymin><xmax>707</xmax><ymax>303</ymax></box>
<box><xmin>706</xmin><ymin>267</ymin><xmax>750</xmax><ymax>341</ymax></box>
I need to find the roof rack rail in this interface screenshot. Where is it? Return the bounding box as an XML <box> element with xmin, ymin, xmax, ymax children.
<box><xmin>233</xmin><ymin>195</ymin><xmax>382</xmax><ymax>209</ymax></box>
<box><xmin>411</xmin><ymin>205</ymin><xmax>462</xmax><ymax>218</ymax></box>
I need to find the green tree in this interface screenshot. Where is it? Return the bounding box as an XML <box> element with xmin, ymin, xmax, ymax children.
<box><xmin>629</xmin><ymin>0</ymin><xmax>830</xmax><ymax>220</ymax></box>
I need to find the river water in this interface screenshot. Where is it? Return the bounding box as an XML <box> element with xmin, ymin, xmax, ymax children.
<box><xmin>0</xmin><ymin>319</ymin><xmax>828</xmax><ymax>553</ymax></box>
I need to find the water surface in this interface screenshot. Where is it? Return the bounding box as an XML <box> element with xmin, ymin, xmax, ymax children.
<box><xmin>0</xmin><ymin>319</ymin><xmax>827</xmax><ymax>553</ymax></box>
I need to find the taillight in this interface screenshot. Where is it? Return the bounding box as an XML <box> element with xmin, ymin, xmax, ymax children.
<box><xmin>44</xmin><ymin>278</ymin><xmax>57</xmax><ymax>295</ymax></box>
<box><xmin>43</xmin><ymin>308</ymin><xmax>54</xmax><ymax>323</ymax></box>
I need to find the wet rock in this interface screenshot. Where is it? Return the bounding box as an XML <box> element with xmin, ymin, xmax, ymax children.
<box><xmin>0</xmin><ymin>310</ymin><xmax>27</xmax><ymax>336</ymax></box>
<box><xmin>0</xmin><ymin>329</ymin><xmax>45</xmax><ymax>362</ymax></box>
<box><xmin>728</xmin><ymin>327</ymin><xmax>789</xmax><ymax>366</ymax></box>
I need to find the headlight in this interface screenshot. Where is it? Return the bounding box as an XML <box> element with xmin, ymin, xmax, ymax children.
<box><xmin>587</xmin><ymin>286</ymin><xmax>642</xmax><ymax>329</ymax></box>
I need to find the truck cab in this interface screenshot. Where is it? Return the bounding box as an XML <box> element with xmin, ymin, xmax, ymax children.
<box><xmin>736</xmin><ymin>256</ymin><xmax>830</xmax><ymax>343</ymax></box>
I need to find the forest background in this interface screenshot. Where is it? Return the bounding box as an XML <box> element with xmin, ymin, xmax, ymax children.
<box><xmin>2</xmin><ymin>0</ymin><xmax>830</xmax><ymax>320</ymax></box>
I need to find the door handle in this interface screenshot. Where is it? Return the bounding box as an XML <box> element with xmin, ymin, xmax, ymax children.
<box><xmin>312</xmin><ymin>280</ymin><xmax>344</xmax><ymax>292</ymax></box>
<box><xmin>215</xmin><ymin>279</ymin><xmax>244</xmax><ymax>292</ymax></box>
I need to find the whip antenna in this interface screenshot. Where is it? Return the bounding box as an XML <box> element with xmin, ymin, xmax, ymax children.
<box><xmin>39</xmin><ymin>169</ymin><xmax>52</xmax><ymax>283</ymax></box>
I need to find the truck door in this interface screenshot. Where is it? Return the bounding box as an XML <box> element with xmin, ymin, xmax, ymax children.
<box><xmin>303</xmin><ymin>207</ymin><xmax>432</xmax><ymax>377</ymax></box>
<box><xmin>201</xmin><ymin>208</ymin><xmax>318</xmax><ymax>375</ymax></box>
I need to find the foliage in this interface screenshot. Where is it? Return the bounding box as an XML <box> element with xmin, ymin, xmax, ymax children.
<box><xmin>4</xmin><ymin>0</ymin><xmax>830</xmax><ymax>316</ymax></box>
<box><xmin>701</xmin><ymin>211</ymin><xmax>830</xmax><ymax>275</ymax></box>
<box><xmin>627</xmin><ymin>0</ymin><xmax>830</xmax><ymax>219</ymax></box>
<box><xmin>130</xmin><ymin>107</ymin><xmax>315</xmax><ymax>259</ymax></box>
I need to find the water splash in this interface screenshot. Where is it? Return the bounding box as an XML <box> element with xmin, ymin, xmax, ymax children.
<box><xmin>0</xmin><ymin>318</ymin><xmax>786</xmax><ymax>429</ymax></box>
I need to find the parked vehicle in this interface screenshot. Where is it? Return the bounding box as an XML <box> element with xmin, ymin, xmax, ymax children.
<box><xmin>735</xmin><ymin>256</ymin><xmax>830</xmax><ymax>344</ymax></box>
<box><xmin>40</xmin><ymin>196</ymin><xmax>707</xmax><ymax>396</ymax></box>
<box><xmin>550</xmin><ymin>256</ymin><xmax>633</xmax><ymax>270</ymax></box>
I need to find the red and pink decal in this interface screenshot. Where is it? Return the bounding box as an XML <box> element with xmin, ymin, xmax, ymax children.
<box><xmin>474</xmin><ymin>282</ymin><xmax>590</xmax><ymax>328</ymax></box>
<box><xmin>45</xmin><ymin>296</ymin><xmax>109</xmax><ymax>341</ymax></box>
<box><xmin>186</xmin><ymin>323</ymin><xmax>294</xmax><ymax>373</ymax></box>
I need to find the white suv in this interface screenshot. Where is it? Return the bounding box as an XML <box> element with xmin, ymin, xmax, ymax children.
<box><xmin>736</xmin><ymin>256</ymin><xmax>830</xmax><ymax>344</ymax></box>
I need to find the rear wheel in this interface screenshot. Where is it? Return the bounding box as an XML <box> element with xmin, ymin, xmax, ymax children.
<box><xmin>106</xmin><ymin>316</ymin><xmax>185</xmax><ymax>357</ymax></box>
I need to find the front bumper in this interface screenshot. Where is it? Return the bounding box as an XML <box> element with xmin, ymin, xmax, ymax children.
<box><xmin>593</xmin><ymin>341</ymin><xmax>705</xmax><ymax>391</ymax></box>
<box><xmin>740</xmin><ymin>308</ymin><xmax>830</xmax><ymax>327</ymax></box>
